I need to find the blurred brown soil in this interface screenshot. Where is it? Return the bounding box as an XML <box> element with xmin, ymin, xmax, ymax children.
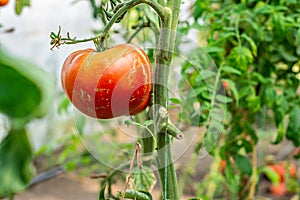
<box><xmin>12</xmin><ymin>123</ymin><xmax>299</xmax><ymax>200</ymax></box>
<box><xmin>15</xmin><ymin>173</ymin><xmax>99</xmax><ymax>200</ymax></box>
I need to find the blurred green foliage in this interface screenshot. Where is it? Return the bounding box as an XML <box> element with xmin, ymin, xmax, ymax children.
<box><xmin>178</xmin><ymin>0</ymin><xmax>300</xmax><ymax>199</ymax></box>
<box><xmin>0</xmin><ymin>47</ymin><xmax>54</xmax><ymax>197</ymax></box>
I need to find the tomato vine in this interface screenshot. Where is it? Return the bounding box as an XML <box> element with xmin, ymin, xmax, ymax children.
<box><xmin>50</xmin><ymin>0</ymin><xmax>166</xmax><ymax>51</ymax></box>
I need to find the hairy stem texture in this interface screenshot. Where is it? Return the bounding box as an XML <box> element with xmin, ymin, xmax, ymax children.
<box><xmin>153</xmin><ymin>0</ymin><xmax>181</xmax><ymax>199</ymax></box>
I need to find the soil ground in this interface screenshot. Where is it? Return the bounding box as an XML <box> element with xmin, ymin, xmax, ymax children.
<box><xmin>6</xmin><ymin>126</ymin><xmax>300</xmax><ymax>200</ymax></box>
<box><xmin>15</xmin><ymin>173</ymin><xmax>99</xmax><ymax>200</ymax></box>
<box><xmin>13</xmin><ymin>168</ymin><xmax>298</xmax><ymax>200</ymax></box>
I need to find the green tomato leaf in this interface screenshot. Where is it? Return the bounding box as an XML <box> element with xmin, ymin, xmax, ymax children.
<box><xmin>241</xmin><ymin>33</ymin><xmax>257</xmax><ymax>57</ymax></box>
<box><xmin>272</xmin><ymin>13</ymin><xmax>286</xmax><ymax>36</ymax></box>
<box><xmin>272</xmin><ymin>120</ymin><xmax>285</xmax><ymax>145</ymax></box>
<box><xmin>204</xmin><ymin>46</ymin><xmax>225</xmax><ymax>54</ymax></box>
<box><xmin>211</xmin><ymin>119</ymin><xmax>225</xmax><ymax>133</ymax></box>
<box><xmin>0</xmin><ymin>65</ymin><xmax>41</xmax><ymax>120</ymax></box>
<box><xmin>197</xmin><ymin>70</ymin><xmax>216</xmax><ymax>81</ymax></box>
<box><xmin>187</xmin><ymin>86</ymin><xmax>208</xmax><ymax>99</ymax></box>
<box><xmin>203</xmin><ymin>128</ymin><xmax>219</xmax><ymax>155</ymax></box>
<box><xmin>0</xmin><ymin>47</ymin><xmax>54</xmax><ymax>122</ymax></box>
<box><xmin>221</xmin><ymin>66</ymin><xmax>242</xmax><ymax>75</ymax></box>
<box><xmin>297</xmin><ymin>28</ymin><xmax>300</xmax><ymax>45</ymax></box>
<box><xmin>241</xmin><ymin>139</ymin><xmax>253</xmax><ymax>153</ymax></box>
<box><xmin>225</xmin><ymin>79</ymin><xmax>239</xmax><ymax>107</ymax></box>
<box><xmin>224</xmin><ymin>158</ymin><xmax>241</xmax><ymax>193</ymax></box>
<box><xmin>58</xmin><ymin>95</ymin><xmax>71</xmax><ymax>114</ymax></box>
<box><xmin>286</xmin><ymin>106</ymin><xmax>300</xmax><ymax>146</ymax></box>
<box><xmin>0</xmin><ymin>128</ymin><xmax>35</xmax><ymax>197</ymax></box>
<box><xmin>210</xmin><ymin>107</ymin><xmax>226</xmax><ymax>122</ymax></box>
<box><xmin>215</xmin><ymin>94</ymin><xmax>233</xmax><ymax>104</ymax></box>
<box><xmin>189</xmin><ymin>197</ymin><xmax>209</xmax><ymax>200</ymax></box>
<box><xmin>216</xmin><ymin>32</ymin><xmax>236</xmax><ymax>43</ymax></box>
<box><xmin>247</xmin><ymin>95</ymin><xmax>261</xmax><ymax>113</ymax></box>
<box><xmin>169</xmin><ymin>97</ymin><xmax>182</xmax><ymax>105</ymax></box>
<box><xmin>262</xmin><ymin>86</ymin><xmax>276</xmax><ymax>107</ymax></box>
<box><xmin>143</xmin><ymin>120</ymin><xmax>153</xmax><ymax>126</ymax></box>
<box><xmin>138</xmin><ymin>191</ymin><xmax>153</xmax><ymax>200</ymax></box>
<box><xmin>254</xmin><ymin>2</ymin><xmax>273</xmax><ymax>15</ymax></box>
<box><xmin>15</xmin><ymin>0</ymin><xmax>30</xmax><ymax>15</ymax></box>
<box><xmin>193</xmin><ymin>0</ymin><xmax>209</xmax><ymax>19</ymax></box>
<box><xmin>252</xmin><ymin>72</ymin><xmax>267</xmax><ymax>84</ymax></box>
<box><xmin>131</xmin><ymin>167</ymin><xmax>156</xmax><ymax>192</ymax></box>
<box><xmin>273</xmin><ymin>96</ymin><xmax>288</xmax><ymax>126</ymax></box>
<box><xmin>244</xmin><ymin>122</ymin><xmax>258</xmax><ymax>144</ymax></box>
<box><xmin>121</xmin><ymin>190</ymin><xmax>152</xmax><ymax>200</ymax></box>
<box><xmin>278</xmin><ymin>45</ymin><xmax>298</xmax><ymax>62</ymax></box>
<box><xmin>234</xmin><ymin>155</ymin><xmax>252</xmax><ymax>175</ymax></box>
<box><xmin>228</xmin><ymin>46</ymin><xmax>253</xmax><ymax>71</ymax></box>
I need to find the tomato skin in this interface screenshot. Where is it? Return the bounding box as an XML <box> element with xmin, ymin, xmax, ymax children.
<box><xmin>0</xmin><ymin>0</ymin><xmax>9</xmax><ymax>6</ymax></box>
<box><xmin>270</xmin><ymin>182</ymin><xmax>287</xmax><ymax>196</ymax></box>
<box><xmin>61</xmin><ymin>44</ymin><xmax>152</xmax><ymax>119</ymax></box>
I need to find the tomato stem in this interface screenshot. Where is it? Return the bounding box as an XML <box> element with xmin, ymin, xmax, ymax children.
<box><xmin>164</xmin><ymin>122</ymin><xmax>184</xmax><ymax>140</ymax></box>
<box><xmin>153</xmin><ymin>0</ymin><xmax>181</xmax><ymax>199</ymax></box>
<box><xmin>96</xmin><ymin>0</ymin><xmax>167</xmax><ymax>50</ymax></box>
<box><xmin>247</xmin><ymin>143</ymin><xmax>257</xmax><ymax>200</ymax></box>
<box><xmin>50</xmin><ymin>0</ymin><xmax>166</xmax><ymax>50</ymax></box>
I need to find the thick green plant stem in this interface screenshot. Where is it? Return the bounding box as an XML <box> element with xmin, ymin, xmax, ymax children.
<box><xmin>247</xmin><ymin>144</ymin><xmax>257</xmax><ymax>200</ymax></box>
<box><xmin>153</xmin><ymin>0</ymin><xmax>181</xmax><ymax>199</ymax></box>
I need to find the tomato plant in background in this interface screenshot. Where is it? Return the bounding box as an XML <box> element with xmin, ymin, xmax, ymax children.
<box><xmin>177</xmin><ymin>0</ymin><xmax>300</xmax><ymax>199</ymax></box>
<box><xmin>61</xmin><ymin>44</ymin><xmax>152</xmax><ymax>119</ymax></box>
<box><xmin>262</xmin><ymin>160</ymin><xmax>297</xmax><ymax>196</ymax></box>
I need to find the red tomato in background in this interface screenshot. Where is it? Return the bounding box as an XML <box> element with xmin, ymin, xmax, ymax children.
<box><xmin>61</xmin><ymin>44</ymin><xmax>152</xmax><ymax>119</ymax></box>
<box><xmin>0</xmin><ymin>0</ymin><xmax>9</xmax><ymax>6</ymax></box>
<box><xmin>267</xmin><ymin>161</ymin><xmax>297</xmax><ymax>196</ymax></box>
<box><xmin>270</xmin><ymin>182</ymin><xmax>287</xmax><ymax>196</ymax></box>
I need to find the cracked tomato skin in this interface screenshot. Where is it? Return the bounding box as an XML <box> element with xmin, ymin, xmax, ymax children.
<box><xmin>61</xmin><ymin>44</ymin><xmax>152</xmax><ymax>119</ymax></box>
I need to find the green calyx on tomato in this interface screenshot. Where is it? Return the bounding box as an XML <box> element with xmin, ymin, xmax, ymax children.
<box><xmin>61</xmin><ymin>43</ymin><xmax>152</xmax><ymax>119</ymax></box>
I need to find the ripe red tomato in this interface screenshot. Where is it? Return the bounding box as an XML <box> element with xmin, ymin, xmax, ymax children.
<box><xmin>0</xmin><ymin>0</ymin><xmax>9</xmax><ymax>6</ymax></box>
<box><xmin>270</xmin><ymin>182</ymin><xmax>287</xmax><ymax>196</ymax></box>
<box><xmin>61</xmin><ymin>44</ymin><xmax>152</xmax><ymax>119</ymax></box>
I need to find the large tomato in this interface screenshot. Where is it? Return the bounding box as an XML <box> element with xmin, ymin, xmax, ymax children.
<box><xmin>0</xmin><ymin>0</ymin><xmax>9</xmax><ymax>6</ymax></box>
<box><xmin>61</xmin><ymin>44</ymin><xmax>152</xmax><ymax>119</ymax></box>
